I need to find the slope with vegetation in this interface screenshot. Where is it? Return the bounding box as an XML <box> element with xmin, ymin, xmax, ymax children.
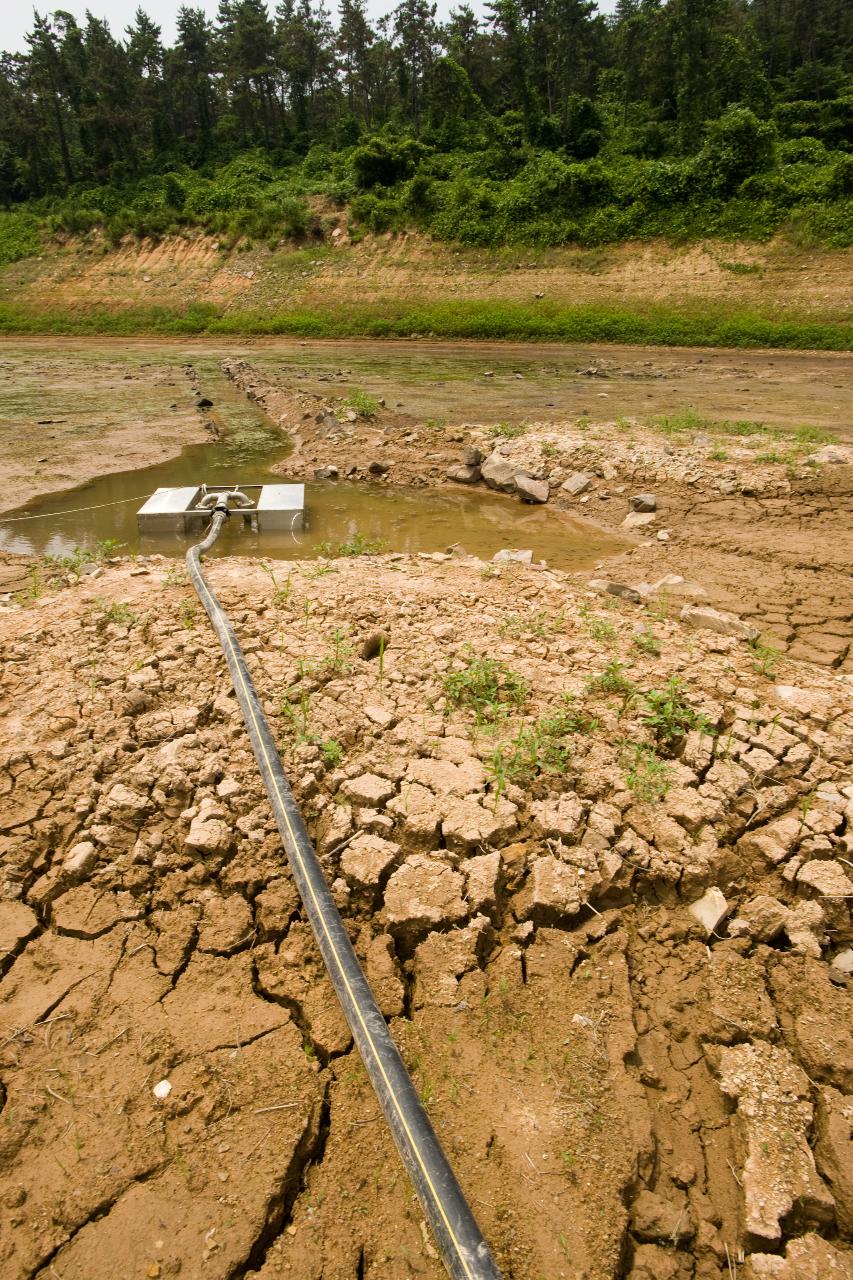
<box><xmin>0</xmin><ymin>0</ymin><xmax>850</xmax><ymax>276</ymax></box>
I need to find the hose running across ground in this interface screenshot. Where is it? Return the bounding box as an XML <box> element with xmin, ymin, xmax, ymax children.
<box><xmin>186</xmin><ymin>506</ymin><xmax>503</xmax><ymax>1280</ymax></box>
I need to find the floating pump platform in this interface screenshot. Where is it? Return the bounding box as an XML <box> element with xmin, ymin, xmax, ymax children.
<box><xmin>137</xmin><ymin>483</ymin><xmax>304</xmax><ymax>536</ymax></box>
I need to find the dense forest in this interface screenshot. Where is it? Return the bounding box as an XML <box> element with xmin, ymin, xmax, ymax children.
<box><xmin>0</xmin><ymin>0</ymin><xmax>851</xmax><ymax>259</ymax></box>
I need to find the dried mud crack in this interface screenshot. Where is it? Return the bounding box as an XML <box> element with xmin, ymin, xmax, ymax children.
<box><xmin>1</xmin><ymin>512</ymin><xmax>852</xmax><ymax>1277</ymax></box>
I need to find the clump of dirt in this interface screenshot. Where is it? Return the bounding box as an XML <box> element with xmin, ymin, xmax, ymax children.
<box><xmin>224</xmin><ymin>358</ymin><xmax>853</xmax><ymax>670</ymax></box>
<box><xmin>0</xmin><ymin>549</ymin><xmax>851</xmax><ymax>1280</ymax></box>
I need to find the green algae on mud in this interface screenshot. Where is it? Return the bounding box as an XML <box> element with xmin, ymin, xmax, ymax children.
<box><xmin>1</xmin><ymin>300</ymin><xmax>851</xmax><ymax>352</ymax></box>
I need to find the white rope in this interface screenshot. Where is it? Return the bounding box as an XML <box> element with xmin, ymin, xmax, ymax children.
<box><xmin>0</xmin><ymin>493</ymin><xmax>153</xmax><ymax>524</ymax></box>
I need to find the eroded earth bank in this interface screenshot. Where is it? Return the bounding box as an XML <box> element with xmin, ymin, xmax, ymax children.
<box><xmin>1</xmin><ymin>538</ymin><xmax>852</xmax><ymax>1280</ymax></box>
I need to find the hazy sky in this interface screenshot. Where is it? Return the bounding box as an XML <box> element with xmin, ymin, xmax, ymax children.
<box><xmin>3</xmin><ymin>0</ymin><xmax>617</xmax><ymax>56</ymax></box>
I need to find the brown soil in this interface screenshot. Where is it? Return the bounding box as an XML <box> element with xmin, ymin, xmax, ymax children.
<box><xmin>1</xmin><ymin>549</ymin><xmax>851</xmax><ymax>1280</ymax></box>
<box><xmin>3</xmin><ymin>231</ymin><xmax>851</xmax><ymax>323</ymax></box>
<box><xmin>223</xmin><ymin>358</ymin><xmax>853</xmax><ymax>670</ymax></box>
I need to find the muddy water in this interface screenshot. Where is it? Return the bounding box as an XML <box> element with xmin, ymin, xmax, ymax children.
<box><xmin>0</xmin><ymin>358</ymin><xmax>626</xmax><ymax>569</ymax></box>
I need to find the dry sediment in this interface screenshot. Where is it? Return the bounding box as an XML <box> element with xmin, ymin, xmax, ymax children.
<box><xmin>222</xmin><ymin>358</ymin><xmax>853</xmax><ymax>673</ymax></box>
<box><xmin>0</xmin><ymin>551</ymin><xmax>851</xmax><ymax>1280</ymax></box>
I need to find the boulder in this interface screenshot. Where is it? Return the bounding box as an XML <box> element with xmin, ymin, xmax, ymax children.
<box><xmin>516</xmin><ymin>475</ymin><xmax>549</xmax><ymax>504</ymax></box>
<box><xmin>629</xmin><ymin>493</ymin><xmax>657</xmax><ymax>512</ymax></box>
<box><xmin>622</xmin><ymin>511</ymin><xmax>656</xmax><ymax>530</ymax></box>
<box><xmin>446</xmin><ymin>465</ymin><xmax>481</xmax><ymax>484</ymax></box>
<box><xmin>562</xmin><ymin>472</ymin><xmax>592</xmax><ymax>496</ymax></box>
<box><xmin>680</xmin><ymin>604</ymin><xmax>759</xmax><ymax>642</ymax></box>
<box><xmin>480</xmin><ymin>454</ymin><xmax>519</xmax><ymax>493</ymax></box>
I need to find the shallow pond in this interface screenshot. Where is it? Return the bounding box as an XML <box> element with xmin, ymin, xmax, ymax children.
<box><xmin>0</xmin><ymin>359</ymin><xmax>626</xmax><ymax>570</ymax></box>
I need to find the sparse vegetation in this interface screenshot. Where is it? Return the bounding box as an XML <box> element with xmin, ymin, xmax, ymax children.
<box><xmin>442</xmin><ymin>649</ymin><xmax>529</xmax><ymax>726</ymax></box>
<box><xmin>314</xmin><ymin>532</ymin><xmax>388</xmax><ymax>558</ymax></box>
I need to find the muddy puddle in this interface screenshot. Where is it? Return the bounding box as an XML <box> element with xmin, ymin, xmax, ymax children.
<box><xmin>0</xmin><ymin>356</ymin><xmax>626</xmax><ymax>569</ymax></box>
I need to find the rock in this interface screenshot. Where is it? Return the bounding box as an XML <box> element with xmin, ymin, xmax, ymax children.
<box><xmin>185</xmin><ymin>815</ymin><xmax>233</xmax><ymax>855</ymax></box>
<box><xmin>739</xmin><ymin>815</ymin><xmax>801</xmax><ymax>866</ymax></box>
<box><xmin>812</xmin><ymin>444</ymin><xmax>852</xmax><ymax>465</ymax></box>
<box><xmin>198</xmin><ymin>895</ymin><xmax>254</xmax><ymax>954</ymax></box>
<box><xmin>462</xmin><ymin>446</ymin><xmax>483</xmax><ymax>466</ymax></box>
<box><xmin>815</xmin><ymin>1088</ymin><xmax>853</xmax><ymax>1236</ymax></box>
<box><xmin>446</xmin><ymin>465</ymin><xmax>481</xmax><ymax>484</ymax></box>
<box><xmin>103</xmin><ymin>783</ymin><xmax>151</xmax><ymax>827</ymax></box>
<box><xmin>516</xmin><ymin>475</ymin><xmax>549</xmax><ymax>504</ymax></box>
<box><xmin>341</xmin><ymin>773</ymin><xmax>397</xmax><ymax>807</ymax></box>
<box><xmin>604</xmin><ymin>581</ymin><xmax>642</xmax><ymax>604</ymax></box>
<box><xmin>680</xmin><ymin>604</ymin><xmax>759</xmax><ymax>642</ymax></box>
<box><xmin>622</xmin><ymin>511</ymin><xmax>656</xmax><ymax>530</ymax></box>
<box><xmin>384</xmin><ymin>855</ymin><xmax>467</xmax><ymax>944</ymax></box>
<box><xmin>340</xmin><ymin>833</ymin><xmax>401</xmax><ymax>899</ymax></box>
<box><xmin>195</xmin><ymin>396</ymin><xmax>212</xmax><ymax>409</ymax></box>
<box><xmin>629</xmin><ymin>493</ymin><xmax>657</xmax><ymax>512</ymax></box>
<box><xmin>464</xmin><ymin>851</ymin><xmax>501</xmax><ymax>919</ymax></box>
<box><xmin>687</xmin><ymin>886</ymin><xmax>729</xmax><ymax>935</ymax></box>
<box><xmin>785</xmin><ymin>900</ymin><xmax>828</xmax><ymax>957</ymax></box>
<box><xmin>713</xmin><ymin>1040</ymin><xmax>835</xmax><ymax>1244</ymax></box>
<box><xmin>630</xmin><ymin>1189</ymin><xmax>694</xmax><ymax>1242</ymax></box>
<box><xmin>728</xmin><ymin>894</ymin><xmax>790</xmax><ymax>943</ymax></box>
<box><xmin>368</xmin><ymin>461</ymin><xmax>390</xmax><ymax>475</ymax></box>
<box><xmin>562</xmin><ymin>472</ymin><xmax>592</xmax><ymax>496</ymax></box>
<box><xmin>313</xmin><ymin>465</ymin><xmax>339</xmax><ymax>480</ymax></box>
<box><xmin>523</xmin><ymin>856</ymin><xmax>587</xmax><ymax>925</ymax></box>
<box><xmin>492</xmin><ymin>548</ymin><xmax>533</xmax><ymax>565</ymax></box>
<box><xmin>480</xmin><ymin>454</ymin><xmax>519</xmax><ymax>493</ymax></box>
<box><xmin>832</xmin><ymin>948</ymin><xmax>853</xmax><ymax>975</ymax></box>
<box><xmin>62</xmin><ymin>840</ymin><xmax>98</xmax><ymax>880</ymax></box>
<box><xmin>796</xmin><ymin>860</ymin><xmax>853</xmax><ymax>900</ymax></box>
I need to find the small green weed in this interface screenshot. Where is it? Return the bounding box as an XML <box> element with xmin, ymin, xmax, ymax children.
<box><xmin>625</xmin><ymin>743</ymin><xmax>672</xmax><ymax>803</ymax></box>
<box><xmin>96</xmin><ymin>598</ymin><xmax>137</xmax><ymax>626</ymax></box>
<box><xmin>587</xmin><ymin>617</ymin><xmax>617</xmax><ymax>644</ymax></box>
<box><xmin>490</xmin><ymin>421</ymin><xmax>526</xmax><ymax>439</ymax></box>
<box><xmin>318</xmin><ymin>739</ymin><xmax>344</xmax><ymax>766</ymax></box>
<box><xmin>323</xmin><ymin>627</ymin><xmax>353</xmax><ymax>674</ymax></box>
<box><xmin>749</xmin><ymin>637</ymin><xmax>781</xmax><ymax>678</ymax></box>
<box><xmin>314</xmin><ymin>532</ymin><xmax>387</xmax><ymax>557</ymax></box>
<box><xmin>708</xmin><ymin>447</ymin><xmax>728</xmax><ymax>461</ymax></box>
<box><xmin>260</xmin><ymin>562</ymin><xmax>292</xmax><ymax>605</ymax></box>
<box><xmin>14</xmin><ymin>565</ymin><xmax>43</xmax><ymax>603</ymax></box>
<box><xmin>177</xmin><ymin>600</ymin><xmax>197</xmax><ymax>629</ymax></box>
<box><xmin>632</xmin><ymin>629</ymin><xmax>660</xmax><ymax>656</ymax></box>
<box><xmin>442</xmin><ymin>649</ymin><xmax>528</xmax><ymax>725</ymax></box>
<box><xmin>720</xmin><ymin>260</ymin><xmax>761</xmax><ymax>275</ymax></box>
<box><xmin>640</xmin><ymin>678</ymin><xmax>706</xmax><ymax>748</ymax></box>
<box><xmin>587</xmin><ymin>659</ymin><xmax>637</xmax><ymax>701</ymax></box>
<box><xmin>341</xmin><ymin>388</ymin><xmax>380</xmax><ymax>419</ymax></box>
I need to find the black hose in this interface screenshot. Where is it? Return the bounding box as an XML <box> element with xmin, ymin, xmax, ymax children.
<box><xmin>186</xmin><ymin>516</ymin><xmax>502</xmax><ymax>1280</ymax></box>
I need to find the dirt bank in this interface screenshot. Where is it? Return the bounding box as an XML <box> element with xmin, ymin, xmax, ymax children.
<box><xmin>0</xmin><ymin>551</ymin><xmax>851</xmax><ymax>1280</ymax></box>
<box><xmin>2</xmin><ymin>231</ymin><xmax>851</xmax><ymax>328</ymax></box>
<box><xmin>223</xmin><ymin>358</ymin><xmax>853</xmax><ymax>670</ymax></box>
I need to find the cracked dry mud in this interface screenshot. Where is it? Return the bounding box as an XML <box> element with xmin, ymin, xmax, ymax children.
<box><xmin>1</xmin><ymin>544</ymin><xmax>852</xmax><ymax>1280</ymax></box>
<box><xmin>222</xmin><ymin>357</ymin><xmax>853</xmax><ymax>672</ymax></box>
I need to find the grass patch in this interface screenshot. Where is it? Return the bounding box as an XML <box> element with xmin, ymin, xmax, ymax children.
<box><xmin>340</xmin><ymin>389</ymin><xmax>380</xmax><ymax>419</ymax></box>
<box><xmin>313</xmin><ymin>532</ymin><xmax>387</xmax><ymax>557</ymax></box>
<box><xmin>442</xmin><ymin>648</ymin><xmax>528</xmax><ymax>726</ymax></box>
<box><xmin>1</xmin><ymin>299</ymin><xmax>851</xmax><ymax>351</ymax></box>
